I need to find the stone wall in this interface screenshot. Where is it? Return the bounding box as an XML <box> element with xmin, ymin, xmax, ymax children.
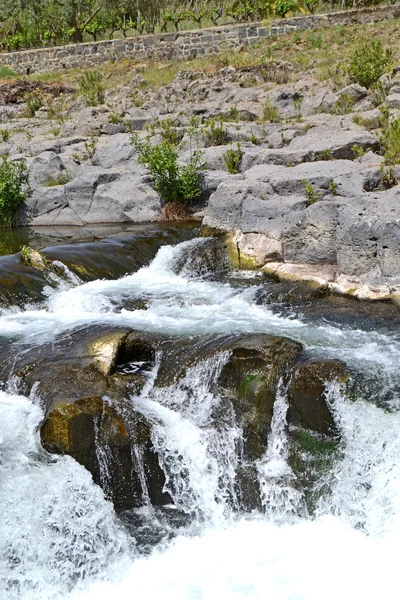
<box><xmin>1</xmin><ymin>5</ymin><xmax>400</xmax><ymax>75</ymax></box>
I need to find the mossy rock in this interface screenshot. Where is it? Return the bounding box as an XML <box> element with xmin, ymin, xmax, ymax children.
<box><xmin>287</xmin><ymin>359</ymin><xmax>349</xmax><ymax>436</ymax></box>
<box><xmin>20</xmin><ymin>246</ymin><xmax>50</xmax><ymax>270</ymax></box>
<box><xmin>288</xmin><ymin>427</ymin><xmax>340</xmax><ymax>515</ymax></box>
<box><xmin>218</xmin><ymin>334</ymin><xmax>303</xmax><ymax>460</ymax></box>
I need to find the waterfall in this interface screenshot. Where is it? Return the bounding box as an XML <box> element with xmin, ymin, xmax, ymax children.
<box><xmin>2</xmin><ymin>234</ymin><xmax>400</xmax><ymax>599</ymax></box>
<box><xmin>132</xmin><ymin>352</ymin><xmax>241</xmax><ymax>527</ymax></box>
<box><xmin>257</xmin><ymin>382</ymin><xmax>306</xmax><ymax>521</ymax></box>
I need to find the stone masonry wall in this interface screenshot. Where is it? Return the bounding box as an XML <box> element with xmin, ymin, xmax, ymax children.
<box><xmin>1</xmin><ymin>5</ymin><xmax>400</xmax><ymax>75</ymax></box>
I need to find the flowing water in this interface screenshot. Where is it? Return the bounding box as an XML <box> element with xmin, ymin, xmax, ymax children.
<box><xmin>1</xmin><ymin>229</ymin><xmax>400</xmax><ymax>599</ymax></box>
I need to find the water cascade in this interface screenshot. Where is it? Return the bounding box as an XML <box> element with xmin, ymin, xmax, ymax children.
<box><xmin>1</xmin><ymin>231</ymin><xmax>400</xmax><ymax>599</ymax></box>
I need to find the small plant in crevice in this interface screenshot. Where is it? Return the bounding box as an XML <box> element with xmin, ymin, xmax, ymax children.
<box><xmin>372</xmin><ymin>79</ymin><xmax>390</xmax><ymax>107</ymax></box>
<box><xmin>293</xmin><ymin>96</ymin><xmax>302</xmax><ymax>122</ymax></box>
<box><xmin>146</xmin><ymin>117</ymin><xmax>185</xmax><ymax>145</ymax></box>
<box><xmin>262</xmin><ymin>98</ymin><xmax>280</xmax><ymax>123</ymax></box>
<box><xmin>316</xmin><ymin>148</ymin><xmax>334</xmax><ymax>161</ymax></box>
<box><xmin>379</xmin><ymin>116</ymin><xmax>400</xmax><ymax>166</ymax></box>
<box><xmin>0</xmin><ymin>156</ymin><xmax>30</xmax><ymax>228</ymax></box>
<box><xmin>79</xmin><ymin>71</ymin><xmax>105</xmax><ymax>107</ymax></box>
<box><xmin>328</xmin><ymin>178</ymin><xmax>337</xmax><ymax>196</ymax></box>
<box><xmin>84</xmin><ymin>136</ymin><xmax>97</xmax><ymax>159</ymax></box>
<box><xmin>202</xmin><ymin>118</ymin><xmax>230</xmax><ymax>147</ymax></box>
<box><xmin>331</xmin><ymin>93</ymin><xmax>354</xmax><ymax>116</ymax></box>
<box><xmin>302</xmin><ymin>179</ymin><xmax>321</xmax><ymax>206</ymax></box>
<box><xmin>108</xmin><ymin>112</ymin><xmax>123</xmax><ymax>125</ymax></box>
<box><xmin>45</xmin><ymin>173</ymin><xmax>72</xmax><ymax>187</ymax></box>
<box><xmin>23</xmin><ymin>90</ymin><xmax>43</xmax><ymax>117</ymax></box>
<box><xmin>0</xmin><ymin>130</ymin><xmax>11</xmax><ymax>144</ymax></box>
<box><xmin>224</xmin><ymin>143</ymin><xmax>243</xmax><ymax>174</ymax></box>
<box><xmin>351</xmin><ymin>144</ymin><xmax>366</xmax><ymax>160</ymax></box>
<box><xmin>380</xmin><ymin>164</ymin><xmax>398</xmax><ymax>189</ymax></box>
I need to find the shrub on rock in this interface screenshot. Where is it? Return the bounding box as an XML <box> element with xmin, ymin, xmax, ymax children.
<box><xmin>0</xmin><ymin>156</ymin><xmax>30</xmax><ymax>228</ymax></box>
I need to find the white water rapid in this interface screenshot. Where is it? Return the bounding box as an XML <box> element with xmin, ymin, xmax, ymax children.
<box><xmin>2</xmin><ymin>237</ymin><xmax>400</xmax><ymax>599</ymax></box>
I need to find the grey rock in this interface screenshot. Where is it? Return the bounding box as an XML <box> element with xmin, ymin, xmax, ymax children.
<box><xmin>386</xmin><ymin>93</ymin><xmax>400</xmax><ymax>108</ymax></box>
<box><xmin>27</xmin><ymin>151</ymin><xmax>68</xmax><ymax>186</ymax></box>
<box><xmin>282</xmin><ymin>202</ymin><xmax>341</xmax><ymax>265</ymax></box>
<box><xmin>92</xmin><ymin>133</ymin><xmax>137</xmax><ymax>169</ymax></box>
<box><xmin>287</xmin><ymin>125</ymin><xmax>378</xmax><ymax>160</ymax></box>
<box><xmin>19</xmin><ymin>170</ymin><xmax>161</xmax><ymax>226</ymax></box>
<box><xmin>203</xmin><ymin>180</ymin><xmax>269</xmax><ymax>232</ymax></box>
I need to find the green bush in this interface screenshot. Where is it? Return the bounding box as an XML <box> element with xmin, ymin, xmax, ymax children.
<box><xmin>274</xmin><ymin>0</ymin><xmax>296</xmax><ymax>17</ymax></box>
<box><xmin>202</xmin><ymin>118</ymin><xmax>230</xmax><ymax>147</ymax></box>
<box><xmin>347</xmin><ymin>39</ymin><xmax>393</xmax><ymax>89</ymax></box>
<box><xmin>79</xmin><ymin>71</ymin><xmax>105</xmax><ymax>107</ymax></box>
<box><xmin>0</xmin><ymin>156</ymin><xmax>30</xmax><ymax>228</ymax></box>
<box><xmin>380</xmin><ymin>116</ymin><xmax>400</xmax><ymax>165</ymax></box>
<box><xmin>131</xmin><ymin>135</ymin><xmax>203</xmax><ymax>204</ymax></box>
<box><xmin>224</xmin><ymin>143</ymin><xmax>243</xmax><ymax>174</ymax></box>
<box><xmin>24</xmin><ymin>90</ymin><xmax>43</xmax><ymax>117</ymax></box>
<box><xmin>262</xmin><ymin>99</ymin><xmax>280</xmax><ymax>123</ymax></box>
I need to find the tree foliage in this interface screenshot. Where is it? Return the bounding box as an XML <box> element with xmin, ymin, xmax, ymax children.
<box><xmin>0</xmin><ymin>0</ymin><xmax>394</xmax><ymax>50</ymax></box>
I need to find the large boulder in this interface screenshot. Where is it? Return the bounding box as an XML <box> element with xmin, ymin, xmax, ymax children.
<box><xmin>27</xmin><ymin>151</ymin><xmax>69</xmax><ymax>186</ymax></box>
<box><xmin>18</xmin><ymin>170</ymin><xmax>162</xmax><ymax>226</ymax></box>
<box><xmin>217</xmin><ymin>334</ymin><xmax>303</xmax><ymax>460</ymax></box>
<box><xmin>40</xmin><ymin>395</ymin><xmax>169</xmax><ymax>512</ymax></box>
<box><xmin>16</xmin><ymin>327</ymin><xmax>171</xmax><ymax>512</ymax></box>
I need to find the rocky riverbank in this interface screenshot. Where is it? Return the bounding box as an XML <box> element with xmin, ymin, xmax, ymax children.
<box><xmin>2</xmin><ymin>47</ymin><xmax>400</xmax><ymax>301</ymax></box>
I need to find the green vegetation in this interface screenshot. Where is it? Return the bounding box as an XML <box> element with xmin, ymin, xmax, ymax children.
<box><xmin>380</xmin><ymin>116</ymin><xmax>400</xmax><ymax>166</ymax></box>
<box><xmin>131</xmin><ymin>129</ymin><xmax>203</xmax><ymax>204</ymax></box>
<box><xmin>23</xmin><ymin>90</ymin><xmax>43</xmax><ymax>117</ymax></box>
<box><xmin>328</xmin><ymin>178</ymin><xmax>337</xmax><ymax>195</ymax></box>
<box><xmin>316</xmin><ymin>148</ymin><xmax>333</xmax><ymax>161</ymax></box>
<box><xmin>2</xmin><ymin>0</ymin><xmax>390</xmax><ymax>52</ymax></box>
<box><xmin>146</xmin><ymin>117</ymin><xmax>185</xmax><ymax>145</ymax></box>
<box><xmin>302</xmin><ymin>180</ymin><xmax>322</xmax><ymax>205</ymax></box>
<box><xmin>351</xmin><ymin>144</ymin><xmax>366</xmax><ymax>159</ymax></box>
<box><xmin>331</xmin><ymin>93</ymin><xmax>354</xmax><ymax>116</ymax></box>
<box><xmin>0</xmin><ymin>156</ymin><xmax>30</xmax><ymax>228</ymax></box>
<box><xmin>224</xmin><ymin>143</ymin><xmax>243</xmax><ymax>174</ymax></box>
<box><xmin>202</xmin><ymin>118</ymin><xmax>230</xmax><ymax>147</ymax></box>
<box><xmin>0</xmin><ymin>66</ymin><xmax>16</xmax><ymax>78</ymax></box>
<box><xmin>45</xmin><ymin>173</ymin><xmax>72</xmax><ymax>187</ymax></box>
<box><xmin>347</xmin><ymin>39</ymin><xmax>393</xmax><ymax>89</ymax></box>
<box><xmin>79</xmin><ymin>71</ymin><xmax>105</xmax><ymax>106</ymax></box>
<box><xmin>262</xmin><ymin>99</ymin><xmax>280</xmax><ymax>123</ymax></box>
<box><xmin>0</xmin><ymin>130</ymin><xmax>11</xmax><ymax>144</ymax></box>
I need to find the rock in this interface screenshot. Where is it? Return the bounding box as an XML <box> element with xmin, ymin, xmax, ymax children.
<box><xmin>27</xmin><ymin>151</ymin><xmax>68</xmax><ymax>186</ymax></box>
<box><xmin>287</xmin><ymin>359</ymin><xmax>349</xmax><ymax>435</ymax></box>
<box><xmin>386</xmin><ymin>93</ymin><xmax>400</xmax><ymax>108</ymax></box>
<box><xmin>286</xmin><ymin>125</ymin><xmax>377</xmax><ymax>160</ymax></box>
<box><xmin>335</xmin><ymin>83</ymin><xmax>369</xmax><ymax>104</ymax></box>
<box><xmin>203</xmin><ymin>180</ymin><xmax>272</xmax><ymax>232</ymax></box>
<box><xmin>217</xmin><ymin>334</ymin><xmax>303</xmax><ymax>460</ymax></box>
<box><xmin>90</xmin><ymin>173</ymin><xmax>162</xmax><ymax>223</ymax></box>
<box><xmin>91</xmin><ymin>133</ymin><xmax>137</xmax><ymax>169</ymax></box>
<box><xmin>282</xmin><ymin>202</ymin><xmax>340</xmax><ymax>265</ymax></box>
<box><xmin>40</xmin><ymin>395</ymin><xmax>169</xmax><ymax>512</ymax></box>
<box><xmin>19</xmin><ymin>246</ymin><xmax>50</xmax><ymax>270</ymax></box>
<box><xmin>19</xmin><ymin>170</ymin><xmax>162</xmax><ymax>225</ymax></box>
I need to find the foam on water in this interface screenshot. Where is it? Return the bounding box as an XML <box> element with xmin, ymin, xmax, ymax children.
<box><xmin>1</xmin><ymin>238</ymin><xmax>400</xmax><ymax>394</ymax></box>
<box><xmin>0</xmin><ymin>391</ymin><xmax>132</xmax><ymax>600</ymax></box>
<box><xmin>72</xmin><ymin>382</ymin><xmax>400</xmax><ymax>600</ymax></box>
<box><xmin>2</xmin><ymin>237</ymin><xmax>400</xmax><ymax>599</ymax></box>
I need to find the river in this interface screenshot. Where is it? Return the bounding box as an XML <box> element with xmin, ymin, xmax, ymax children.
<box><xmin>1</xmin><ymin>225</ymin><xmax>400</xmax><ymax>600</ymax></box>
